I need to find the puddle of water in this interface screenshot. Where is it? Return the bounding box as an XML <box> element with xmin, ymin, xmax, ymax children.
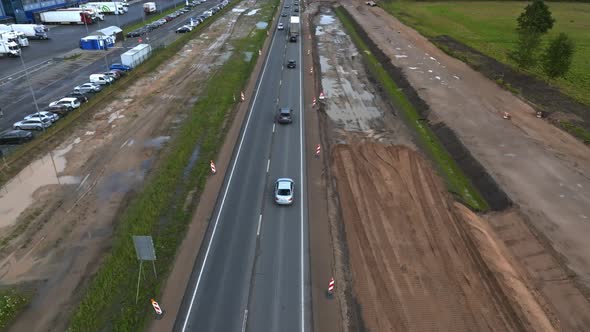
<box><xmin>315</xmin><ymin>26</ymin><xmax>324</xmax><ymax>36</ymax></box>
<box><xmin>232</xmin><ymin>8</ymin><xmax>247</xmax><ymax>13</ymax></box>
<box><xmin>144</xmin><ymin>136</ymin><xmax>170</xmax><ymax>149</ymax></box>
<box><xmin>255</xmin><ymin>21</ymin><xmax>268</xmax><ymax>29</ymax></box>
<box><xmin>319</xmin><ymin>15</ymin><xmax>335</xmax><ymax>25</ymax></box>
<box><xmin>246</xmin><ymin>8</ymin><xmax>260</xmax><ymax>16</ymax></box>
<box><xmin>243</xmin><ymin>51</ymin><xmax>253</xmax><ymax>62</ymax></box>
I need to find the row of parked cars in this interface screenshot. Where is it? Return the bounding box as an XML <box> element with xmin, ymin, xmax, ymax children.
<box><xmin>175</xmin><ymin>0</ymin><xmax>229</xmax><ymax>33</ymax></box>
<box><xmin>0</xmin><ymin>63</ymin><xmax>132</xmax><ymax>145</ymax></box>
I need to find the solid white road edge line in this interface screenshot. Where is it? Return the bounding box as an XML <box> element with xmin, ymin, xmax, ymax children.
<box><xmin>298</xmin><ymin>23</ymin><xmax>305</xmax><ymax>332</ymax></box>
<box><xmin>257</xmin><ymin>214</ymin><xmax>262</xmax><ymax>236</ymax></box>
<box><xmin>267</xmin><ymin>159</ymin><xmax>271</xmax><ymax>173</ymax></box>
<box><xmin>241</xmin><ymin>309</ymin><xmax>248</xmax><ymax>332</ymax></box>
<box><xmin>180</xmin><ymin>21</ymin><xmax>281</xmax><ymax>332</ymax></box>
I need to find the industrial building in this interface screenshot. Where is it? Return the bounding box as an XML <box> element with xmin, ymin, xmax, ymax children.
<box><xmin>0</xmin><ymin>0</ymin><xmax>87</xmax><ymax>23</ymax></box>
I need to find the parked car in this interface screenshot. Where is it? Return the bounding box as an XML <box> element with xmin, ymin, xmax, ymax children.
<box><xmin>49</xmin><ymin>97</ymin><xmax>81</xmax><ymax>109</ymax></box>
<box><xmin>274</xmin><ymin>178</ymin><xmax>294</xmax><ymax>205</ymax></box>
<box><xmin>74</xmin><ymin>82</ymin><xmax>102</xmax><ymax>93</ymax></box>
<box><xmin>110</xmin><ymin>69</ymin><xmax>127</xmax><ymax>77</ymax></box>
<box><xmin>24</xmin><ymin>111</ymin><xmax>59</xmax><ymax>123</ymax></box>
<box><xmin>65</xmin><ymin>94</ymin><xmax>89</xmax><ymax>104</ymax></box>
<box><xmin>276</xmin><ymin>107</ymin><xmax>293</xmax><ymax>124</ymax></box>
<box><xmin>156</xmin><ymin>19</ymin><xmax>167</xmax><ymax>25</ymax></box>
<box><xmin>104</xmin><ymin>70</ymin><xmax>121</xmax><ymax>80</ymax></box>
<box><xmin>13</xmin><ymin>118</ymin><xmax>51</xmax><ymax>131</ymax></box>
<box><xmin>110</xmin><ymin>63</ymin><xmax>132</xmax><ymax>72</ymax></box>
<box><xmin>277</xmin><ymin>22</ymin><xmax>284</xmax><ymax>30</ymax></box>
<box><xmin>89</xmin><ymin>73</ymin><xmax>114</xmax><ymax>85</ymax></box>
<box><xmin>0</xmin><ymin>130</ymin><xmax>33</xmax><ymax>145</ymax></box>
<box><xmin>176</xmin><ymin>25</ymin><xmax>193</xmax><ymax>33</ymax></box>
<box><xmin>287</xmin><ymin>59</ymin><xmax>296</xmax><ymax>68</ymax></box>
<box><xmin>44</xmin><ymin>105</ymin><xmax>71</xmax><ymax>117</ymax></box>
<box><xmin>70</xmin><ymin>90</ymin><xmax>92</xmax><ymax>99</ymax></box>
<box><xmin>127</xmin><ymin>30</ymin><xmax>141</xmax><ymax>37</ymax></box>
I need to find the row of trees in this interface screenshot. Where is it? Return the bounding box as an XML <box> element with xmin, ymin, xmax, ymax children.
<box><xmin>508</xmin><ymin>0</ymin><xmax>575</xmax><ymax>79</ymax></box>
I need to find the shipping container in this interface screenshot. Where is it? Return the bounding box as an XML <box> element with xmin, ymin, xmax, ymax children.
<box><xmin>120</xmin><ymin>43</ymin><xmax>152</xmax><ymax>68</ymax></box>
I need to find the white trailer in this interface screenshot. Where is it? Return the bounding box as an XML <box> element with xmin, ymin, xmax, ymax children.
<box><xmin>121</xmin><ymin>43</ymin><xmax>152</xmax><ymax>68</ymax></box>
<box><xmin>143</xmin><ymin>2</ymin><xmax>156</xmax><ymax>14</ymax></box>
<box><xmin>60</xmin><ymin>7</ymin><xmax>104</xmax><ymax>21</ymax></box>
<box><xmin>0</xmin><ymin>31</ymin><xmax>29</xmax><ymax>47</ymax></box>
<box><xmin>0</xmin><ymin>41</ymin><xmax>21</xmax><ymax>57</ymax></box>
<box><xmin>0</xmin><ymin>24</ymin><xmax>48</xmax><ymax>40</ymax></box>
<box><xmin>86</xmin><ymin>2</ymin><xmax>126</xmax><ymax>14</ymax></box>
<box><xmin>289</xmin><ymin>16</ymin><xmax>300</xmax><ymax>42</ymax></box>
<box><xmin>39</xmin><ymin>11</ymin><xmax>94</xmax><ymax>24</ymax></box>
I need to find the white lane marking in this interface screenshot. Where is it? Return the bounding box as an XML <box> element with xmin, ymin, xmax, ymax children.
<box><xmin>77</xmin><ymin>173</ymin><xmax>90</xmax><ymax>191</ymax></box>
<box><xmin>267</xmin><ymin>159</ymin><xmax>271</xmax><ymax>173</ymax></box>
<box><xmin>120</xmin><ymin>138</ymin><xmax>130</xmax><ymax>149</ymax></box>
<box><xmin>257</xmin><ymin>214</ymin><xmax>262</xmax><ymax>236</ymax></box>
<box><xmin>180</xmin><ymin>19</ymin><xmax>281</xmax><ymax>332</ymax></box>
<box><xmin>241</xmin><ymin>309</ymin><xmax>248</xmax><ymax>332</ymax></box>
<box><xmin>272</xmin><ymin>123</ymin><xmax>276</xmax><ymax>133</ymax></box>
<box><xmin>279</xmin><ymin>79</ymin><xmax>282</xmax><ymax>86</ymax></box>
<box><xmin>298</xmin><ymin>24</ymin><xmax>305</xmax><ymax>332</ymax></box>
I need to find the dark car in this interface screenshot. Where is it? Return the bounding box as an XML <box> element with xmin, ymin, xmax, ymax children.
<box><xmin>176</xmin><ymin>26</ymin><xmax>192</xmax><ymax>33</ymax></box>
<box><xmin>284</xmin><ymin>5</ymin><xmax>290</xmax><ymax>8</ymax></box>
<box><xmin>281</xmin><ymin>12</ymin><xmax>288</xmax><ymax>17</ymax></box>
<box><xmin>287</xmin><ymin>59</ymin><xmax>296</xmax><ymax>68</ymax></box>
<box><xmin>0</xmin><ymin>130</ymin><xmax>33</xmax><ymax>145</ymax></box>
<box><xmin>65</xmin><ymin>94</ymin><xmax>89</xmax><ymax>104</ymax></box>
<box><xmin>294</xmin><ymin>7</ymin><xmax>299</xmax><ymax>12</ymax></box>
<box><xmin>276</xmin><ymin>107</ymin><xmax>293</xmax><ymax>124</ymax></box>
<box><xmin>126</xmin><ymin>30</ymin><xmax>141</xmax><ymax>37</ymax></box>
<box><xmin>44</xmin><ymin>105</ymin><xmax>72</xmax><ymax>117</ymax></box>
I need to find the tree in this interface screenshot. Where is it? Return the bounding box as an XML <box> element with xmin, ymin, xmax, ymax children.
<box><xmin>542</xmin><ymin>33</ymin><xmax>575</xmax><ymax>78</ymax></box>
<box><xmin>508</xmin><ymin>31</ymin><xmax>542</xmax><ymax>69</ymax></box>
<box><xmin>517</xmin><ymin>0</ymin><xmax>555</xmax><ymax>34</ymax></box>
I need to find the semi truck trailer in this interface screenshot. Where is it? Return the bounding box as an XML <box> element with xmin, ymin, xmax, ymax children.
<box><xmin>59</xmin><ymin>8</ymin><xmax>104</xmax><ymax>21</ymax></box>
<box><xmin>86</xmin><ymin>2</ymin><xmax>127</xmax><ymax>14</ymax></box>
<box><xmin>289</xmin><ymin>16</ymin><xmax>299</xmax><ymax>42</ymax></box>
<box><xmin>143</xmin><ymin>2</ymin><xmax>157</xmax><ymax>14</ymax></box>
<box><xmin>39</xmin><ymin>11</ymin><xmax>93</xmax><ymax>25</ymax></box>
<box><xmin>0</xmin><ymin>24</ymin><xmax>48</xmax><ymax>40</ymax></box>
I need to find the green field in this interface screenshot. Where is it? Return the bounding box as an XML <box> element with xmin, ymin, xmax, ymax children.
<box><xmin>381</xmin><ymin>1</ymin><xmax>590</xmax><ymax>106</ymax></box>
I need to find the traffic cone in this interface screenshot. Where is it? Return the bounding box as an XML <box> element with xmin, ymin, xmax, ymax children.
<box><xmin>327</xmin><ymin>277</ymin><xmax>334</xmax><ymax>297</ymax></box>
<box><xmin>151</xmin><ymin>299</ymin><xmax>165</xmax><ymax>319</ymax></box>
<box><xmin>210</xmin><ymin>160</ymin><xmax>217</xmax><ymax>174</ymax></box>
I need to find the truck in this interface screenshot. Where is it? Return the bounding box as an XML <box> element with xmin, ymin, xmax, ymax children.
<box><xmin>85</xmin><ymin>2</ymin><xmax>127</xmax><ymax>15</ymax></box>
<box><xmin>39</xmin><ymin>11</ymin><xmax>93</xmax><ymax>25</ymax></box>
<box><xmin>288</xmin><ymin>16</ymin><xmax>299</xmax><ymax>42</ymax></box>
<box><xmin>60</xmin><ymin>7</ymin><xmax>104</xmax><ymax>21</ymax></box>
<box><xmin>0</xmin><ymin>31</ymin><xmax>29</xmax><ymax>47</ymax></box>
<box><xmin>0</xmin><ymin>41</ymin><xmax>21</xmax><ymax>57</ymax></box>
<box><xmin>0</xmin><ymin>24</ymin><xmax>48</xmax><ymax>40</ymax></box>
<box><xmin>143</xmin><ymin>2</ymin><xmax>157</xmax><ymax>14</ymax></box>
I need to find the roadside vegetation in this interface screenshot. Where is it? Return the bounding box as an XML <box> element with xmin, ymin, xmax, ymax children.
<box><xmin>68</xmin><ymin>1</ymin><xmax>277</xmax><ymax>330</ymax></box>
<box><xmin>335</xmin><ymin>6</ymin><xmax>488</xmax><ymax>211</ymax></box>
<box><xmin>380</xmin><ymin>1</ymin><xmax>590</xmax><ymax>107</ymax></box>
<box><xmin>0</xmin><ymin>289</ymin><xmax>29</xmax><ymax>330</ymax></box>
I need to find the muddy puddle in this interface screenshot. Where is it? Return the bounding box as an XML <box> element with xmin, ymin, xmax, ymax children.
<box><xmin>255</xmin><ymin>21</ymin><xmax>268</xmax><ymax>29</ymax></box>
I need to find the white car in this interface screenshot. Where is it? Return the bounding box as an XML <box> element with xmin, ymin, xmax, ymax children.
<box><xmin>24</xmin><ymin>111</ymin><xmax>59</xmax><ymax>123</ymax></box>
<box><xmin>13</xmin><ymin>118</ymin><xmax>52</xmax><ymax>131</ymax></box>
<box><xmin>274</xmin><ymin>178</ymin><xmax>294</xmax><ymax>205</ymax></box>
<box><xmin>49</xmin><ymin>97</ymin><xmax>81</xmax><ymax>109</ymax></box>
<box><xmin>277</xmin><ymin>23</ymin><xmax>284</xmax><ymax>30</ymax></box>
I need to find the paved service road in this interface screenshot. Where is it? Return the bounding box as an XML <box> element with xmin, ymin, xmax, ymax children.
<box><xmin>175</xmin><ymin>2</ymin><xmax>310</xmax><ymax>331</ymax></box>
<box><xmin>0</xmin><ymin>0</ymin><xmax>220</xmax><ymax>135</ymax></box>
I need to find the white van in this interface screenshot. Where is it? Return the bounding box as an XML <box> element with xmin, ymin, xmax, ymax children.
<box><xmin>89</xmin><ymin>73</ymin><xmax>114</xmax><ymax>85</ymax></box>
<box><xmin>203</xmin><ymin>10</ymin><xmax>212</xmax><ymax>17</ymax></box>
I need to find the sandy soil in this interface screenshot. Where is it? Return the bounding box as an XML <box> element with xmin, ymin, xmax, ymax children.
<box><xmin>332</xmin><ymin>143</ymin><xmax>548</xmax><ymax>331</ymax></box>
<box><xmin>340</xmin><ymin>1</ymin><xmax>590</xmax><ymax>329</ymax></box>
<box><xmin>0</xmin><ymin>6</ymin><xmax>255</xmax><ymax>330</ymax></box>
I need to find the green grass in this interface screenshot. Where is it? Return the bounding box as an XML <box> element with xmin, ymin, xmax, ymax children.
<box><xmin>380</xmin><ymin>1</ymin><xmax>590</xmax><ymax>106</ymax></box>
<box><xmin>559</xmin><ymin>121</ymin><xmax>590</xmax><ymax>144</ymax></box>
<box><xmin>0</xmin><ymin>289</ymin><xmax>29</xmax><ymax>330</ymax></box>
<box><xmin>335</xmin><ymin>6</ymin><xmax>489</xmax><ymax>211</ymax></box>
<box><xmin>67</xmin><ymin>0</ymin><xmax>278</xmax><ymax>330</ymax></box>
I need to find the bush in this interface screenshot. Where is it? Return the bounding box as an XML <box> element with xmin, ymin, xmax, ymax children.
<box><xmin>542</xmin><ymin>33</ymin><xmax>575</xmax><ymax>78</ymax></box>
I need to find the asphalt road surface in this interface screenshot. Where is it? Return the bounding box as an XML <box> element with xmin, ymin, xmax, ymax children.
<box><xmin>0</xmin><ymin>0</ymin><xmax>220</xmax><ymax>137</ymax></box>
<box><xmin>0</xmin><ymin>0</ymin><xmax>191</xmax><ymax>77</ymax></box>
<box><xmin>174</xmin><ymin>4</ymin><xmax>310</xmax><ymax>331</ymax></box>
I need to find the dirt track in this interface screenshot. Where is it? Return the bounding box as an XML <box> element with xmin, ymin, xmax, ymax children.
<box><xmin>332</xmin><ymin>143</ymin><xmax>553</xmax><ymax>331</ymax></box>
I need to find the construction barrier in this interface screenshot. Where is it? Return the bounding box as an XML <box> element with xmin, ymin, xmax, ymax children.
<box><xmin>240</xmin><ymin>91</ymin><xmax>245</xmax><ymax>102</ymax></box>
<box><xmin>327</xmin><ymin>277</ymin><xmax>334</xmax><ymax>296</ymax></box>
<box><xmin>259</xmin><ymin>49</ymin><xmax>262</xmax><ymax>56</ymax></box>
<box><xmin>151</xmin><ymin>298</ymin><xmax>164</xmax><ymax>319</ymax></box>
<box><xmin>536</xmin><ymin>111</ymin><xmax>543</xmax><ymax>118</ymax></box>
<box><xmin>502</xmin><ymin>112</ymin><xmax>511</xmax><ymax>120</ymax></box>
<box><xmin>310</xmin><ymin>67</ymin><xmax>313</xmax><ymax>75</ymax></box>
<box><xmin>312</xmin><ymin>97</ymin><xmax>316</xmax><ymax>107</ymax></box>
<box><xmin>319</xmin><ymin>91</ymin><xmax>325</xmax><ymax>100</ymax></box>
<box><xmin>210</xmin><ymin>160</ymin><xmax>217</xmax><ymax>174</ymax></box>
<box><xmin>316</xmin><ymin>144</ymin><xmax>321</xmax><ymax>157</ymax></box>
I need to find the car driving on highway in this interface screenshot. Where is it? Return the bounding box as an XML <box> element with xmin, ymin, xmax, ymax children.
<box><xmin>287</xmin><ymin>59</ymin><xmax>296</xmax><ymax>68</ymax></box>
<box><xmin>275</xmin><ymin>178</ymin><xmax>294</xmax><ymax>205</ymax></box>
<box><xmin>13</xmin><ymin>118</ymin><xmax>51</xmax><ymax>131</ymax></box>
<box><xmin>276</xmin><ymin>107</ymin><xmax>293</xmax><ymax>124</ymax></box>
<box><xmin>277</xmin><ymin>22</ymin><xmax>284</xmax><ymax>30</ymax></box>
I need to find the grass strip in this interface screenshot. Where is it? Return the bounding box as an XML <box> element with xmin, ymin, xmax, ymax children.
<box><xmin>0</xmin><ymin>1</ymin><xmax>233</xmax><ymax>188</ymax></box>
<box><xmin>0</xmin><ymin>289</ymin><xmax>29</xmax><ymax>330</ymax></box>
<box><xmin>68</xmin><ymin>1</ymin><xmax>277</xmax><ymax>330</ymax></box>
<box><xmin>559</xmin><ymin>121</ymin><xmax>590</xmax><ymax>145</ymax></box>
<box><xmin>335</xmin><ymin>6</ymin><xmax>488</xmax><ymax>211</ymax></box>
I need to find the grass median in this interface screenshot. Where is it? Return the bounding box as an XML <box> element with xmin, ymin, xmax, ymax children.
<box><xmin>335</xmin><ymin>6</ymin><xmax>488</xmax><ymax>211</ymax></box>
<box><xmin>0</xmin><ymin>289</ymin><xmax>29</xmax><ymax>330</ymax></box>
<box><xmin>68</xmin><ymin>0</ymin><xmax>278</xmax><ymax>330</ymax></box>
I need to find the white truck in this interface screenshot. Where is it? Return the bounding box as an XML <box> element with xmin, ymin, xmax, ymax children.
<box><xmin>0</xmin><ymin>24</ymin><xmax>48</xmax><ymax>40</ymax></box>
<box><xmin>86</xmin><ymin>2</ymin><xmax>127</xmax><ymax>15</ymax></box>
<box><xmin>60</xmin><ymin>7</ymin><xmax>104</xmax><ymax>21</ymax></box>
<box><xmin>0</xmin><ymin>31</ymin><xmax>29</xmax><ymax>47</ymax></box>
<box><xmin>289</xmin><ymin>16</ymin><xmax>299</xmax><ymax>42</ymax></box>
<box><xmin>0</xmin><ymin>40</ymin><xmax>21</xmax><ymax>57</ymax></box>
<box><xmin>143</xmin><ymin>2</ymin><xmax>157</xmax><ymax>14</ymax></box>
<box><xmin>39</xmin><ymin>10</ymin><xmax>94</xmax><ymax>24</ymax></box>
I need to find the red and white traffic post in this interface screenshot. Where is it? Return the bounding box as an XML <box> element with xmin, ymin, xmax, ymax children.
<box><xmin>210</xmin><ymin>160</ymin><xmax>217</xmax><ymax>174</ymax></box>
<box><xmin>327</xmin><ymin>277</ymin><xmax>335</xmax><ymax>297</ymax></box>
<box><xmin>319</xmin><ymin>91</ymin><xmax>325</xmax><ymax>100</ymax></box>
<box><xmin>240</xmin><ymin>91</ymin><xmax>245</xmax><ymax>102</ymax></box>
<box><xmin>315</xmin><ymin>144</ymin><xmax>321</xmax><ymax>158</ymax></box>
<box><xmin>151</xmin><ymin>298</ymin><xmax>165</xmax><ymax>319</ymax></box>
<box><xmin>312</xmin><ymin>97</ymin><xmax>316</xmax><ymax>107</ymax></box>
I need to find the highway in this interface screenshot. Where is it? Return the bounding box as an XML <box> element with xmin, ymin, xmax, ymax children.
<box><xmin>175</xmin><ymin>2</ymin><xmax>310</xmax><ymax>331</ymax></box>
<box><xmin>0</xmin><ymin>0</ymin><xmax>221</xmax><ymax>139</ymax></box>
